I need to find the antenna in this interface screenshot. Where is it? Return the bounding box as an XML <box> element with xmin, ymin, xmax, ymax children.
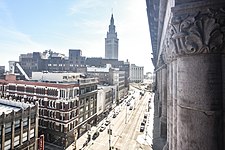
<box><xmin>111</xmin><ymin>8</ymin><xmax>113</xmax><ymax>14</ymax></box>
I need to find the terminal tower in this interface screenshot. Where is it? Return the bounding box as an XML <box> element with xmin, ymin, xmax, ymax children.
<box><xmin>105</xmin><ymin>14</ymin><xmax>119</xmax><ymax>59</ymax></box>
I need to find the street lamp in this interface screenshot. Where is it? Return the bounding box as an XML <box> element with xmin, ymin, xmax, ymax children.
<box><xmin>73</xmin><ymin>129</ymin><xmax>77</xmax><ymax>150</ymax></box>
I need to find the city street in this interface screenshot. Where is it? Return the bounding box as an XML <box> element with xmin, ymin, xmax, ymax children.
<box><xmin>67</xmin><ymin>86</ymin><xmax>154</xmax><ymax>150</ymax></box>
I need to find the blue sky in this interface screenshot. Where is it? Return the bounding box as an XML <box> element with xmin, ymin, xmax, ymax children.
<box><xmin>0</xmin><ymin>0</ymin><xmax>153</xmax><ymax>73</ymax></box>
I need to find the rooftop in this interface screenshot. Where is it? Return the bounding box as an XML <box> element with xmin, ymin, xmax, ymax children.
<box><xmin>0</xmin><ymin>99</ymin><xmax>34</xmax><ymax>115</ymax></box>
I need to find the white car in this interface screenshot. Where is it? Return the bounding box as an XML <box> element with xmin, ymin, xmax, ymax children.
<box><xmin>99</xmin><ymin>125</ymin><xmax>106</xmax><ymax>132</ymax></box>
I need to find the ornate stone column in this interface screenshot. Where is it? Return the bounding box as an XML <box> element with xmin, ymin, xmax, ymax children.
<box><xmin>172</xmin><ymin>60</ymin><xmax>177</xmax><ymax>150</ymax></box>
<box><xmin>160</xmin><ymin>65</ymin><xmax>167</xmax><ymax>138</ymax></box>
<box><xmin>167</xmin><ymin>2</ymin><xmax>225</xmax><ymax>149</ymax></box>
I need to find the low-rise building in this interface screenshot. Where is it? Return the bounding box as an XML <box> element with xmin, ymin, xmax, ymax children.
<box><xmin>97</xmin><ymin>86</ymin><xmax>114</xmax><ymax>122</ymax></box>
<box><xmin>0</xmin><ymin>73</ymin><xmax>98</xmax><ymax>149</ymax></box>
<box><xmin>0</xmin><ymin>98</ymin><xmax>39</xmax><ymax>150</ymax></box>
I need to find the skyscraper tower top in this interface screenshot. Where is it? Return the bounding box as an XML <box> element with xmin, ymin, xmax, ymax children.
<box><xmin>105</xmin><ymin>14</ymin><xmax>119</xmax><ymax>59</ymax></box>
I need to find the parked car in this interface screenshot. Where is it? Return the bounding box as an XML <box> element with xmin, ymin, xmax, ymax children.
<box><xmin>92</xmin><ymin>131</ymin><xmax>100</xmax><ymax>140</ymax></box>
<box><xmin>99</xmin><ymin>125</ymin><xmax>106</xmax><ymax>132</ymax></box>
<box><xmin>143</xmin><ymin>118</ymin><xmax>147</xmax><ymax>123</ymax></box>
<box><xmin>144</xmin><ymin>114</ymin><xmax>148</xmax><ymax>119</ymax></box>
<box><xmin>129</xmin><ymin>106</ymin><xmax>133</xmax><ymax>110</ymax></box>
<box><xmin>105</xmin><ymin>120</ymin><xmax>110</xmax><ymax>126</ymax></box>
<box><xmin>112</xmin><ymin>113</ymin><xmax>117</xmax><ymax>118</ymax></box>
<box><xmin>140</xmin><ymin>125</ymin><xmax>145</xmax><ymax>132</ymax></box>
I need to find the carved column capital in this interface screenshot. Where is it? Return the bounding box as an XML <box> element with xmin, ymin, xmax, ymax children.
<box><xmin>164</xmin><ymin>7</ymin><xmax>225</xmax><ymax>62</ymax></box>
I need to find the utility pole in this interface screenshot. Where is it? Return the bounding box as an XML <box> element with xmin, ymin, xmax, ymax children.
<box><xmin>108</xmin><ymin>124</ymin><xmax>112</xmax><ymax>150</ymax></box>
<box><xmin>73</xmin><ymin>129</ymin><xmax>77</xmax><ymax>150</ymax></box>
<box><xmin>125</xmin><ymin>103</ymin><xmax>127</xmax><ymax>124</ymax></box>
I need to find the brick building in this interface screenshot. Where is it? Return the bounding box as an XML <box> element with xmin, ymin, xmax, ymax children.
<box><xmin>0</xmin><ymin>74</ymin><xmax>98</xmax><ymax>149</ymax></box>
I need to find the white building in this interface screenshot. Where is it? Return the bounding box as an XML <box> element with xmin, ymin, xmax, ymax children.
<box><xmin>109</xmin><ymin>68</ymin><xmax>126</xmax><ymax>103</ymax></box>
<box><xmin>96</xmin><ymin>86</ymin><xmax>115</xmax><ymax>122</ymax></box>
<box><xmin>31</xmin><ymin>72</ymin><xmax>84</xmax><ymax>82</ymax></box>
<box><xmin>130</xmin><ymin>64</ymin><xmax>144</xmax><ymax>83</ymax></box>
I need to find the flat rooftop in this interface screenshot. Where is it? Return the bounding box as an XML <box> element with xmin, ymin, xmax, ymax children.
<box><xmin>0</xmin><ymin>99</ymin><xmax>34</xmax><ymax>115</ymax></box>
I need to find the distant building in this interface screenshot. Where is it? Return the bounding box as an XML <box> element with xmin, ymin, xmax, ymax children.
<box><xmin>0</xmin><ymin>66</ymin><xmax>5</xmax><ymax>75</ymax></box>
<box><xmin>105</xmin><ymin>14</ymin><xmax>119</xmax><ymax>59</ymax></box>
<box><xmin>86</xmin><ymin>57</ymin><xmax>130</xmax><ymax>89</ymax></box>
<box><xmin>0</xmin><ymin>74</ymin><xmax>98</xmax><ymax>149</ymax></box>
<box><xmin>87</xmin><ymin>64</ymin><xmax>111</xmax><ymax>85</ymax></box>
<box><xmin>130</xmin><ymin>64</ymin><xmax>144</xmax><ymax>83</ymax></box>
<box><xmin>109</xmin><ymin>68</ymin><xmax>126</xmax><ymax>104</ymax></box>
<box><xmin>0</xmin><ymin>98</ymin><xmax>38</xmax><ymax>150</ymax></box>
<box><xmin>87</xmin><ymin>63</ymin><xmax>126</xmax><ymax>104</ymax></box>
<box><xmin>15</xmin><ymin>49</ymin><xmax>86</xmax><ymax>77</ymax></box>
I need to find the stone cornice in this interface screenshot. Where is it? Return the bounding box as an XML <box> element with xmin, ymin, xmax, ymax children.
<box><xmin>162</xmin><ymin>5</ymin><xmax>225</xmax><ymax>63</ymax></box>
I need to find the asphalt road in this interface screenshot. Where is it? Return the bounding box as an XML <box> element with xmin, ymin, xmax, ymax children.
<box><xmin>85</xmin><ymin>87</ymin><xmax>152</xmax><ymax>150</ymax></box>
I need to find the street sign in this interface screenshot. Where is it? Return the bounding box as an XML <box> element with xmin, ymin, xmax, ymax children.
<box><xmin>38</xmin><ymin>135</ymin><xmax>44</xmax><ymax>150</ymax></box>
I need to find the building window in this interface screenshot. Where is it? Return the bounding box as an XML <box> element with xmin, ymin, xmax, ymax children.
<box><xmin>86</xmin><ymin>106</ymin><xmax>88</xmax><ymax>111</ymax></box>
<box><xmin>14</xmin><ymin>135</ymin><xmax>20</xmax><ymax>147</ymax></box>
<box><xmin>5</xmin><ymin>122</ymin><xmax>11</xmax><ymax>134</ymax></box>
<box><xmin>80</xmin><ymin>107</ymin><xmax>84</xmax><ymax>113</ymax></box>
<box><xmin>22</xmin><ymin>132</ymin><xmax>28</xmax><ymax>142</ymax></box>
<box><xmin>79</xmin><ymin>117</ymin><xmax>83</xmax><ymax>123</ymax></box>
<box><xmin>4</xmin><ymin>139</ymin><xmax>11</xmax><ymax>149</ymax></box>
<box><xmin>23</xmin><ymin>118</ymin><xmax>28</xmax><ymax>127</ymax></box>
<box><xmin>15</xmin><ymin>119</ymin><xmax>21</xmax><ymax>130</ymax></box>
<box><xmin>30</xmin><ymin>129</ymin><xmax>35</xmax><ymax>138</ymax></box>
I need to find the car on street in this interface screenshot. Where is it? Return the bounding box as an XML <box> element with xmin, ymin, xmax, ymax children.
<box><xmin>92</xmin><ymin>131</ymin><xmax>99</xmax><ymax>140</ymax></box>
<box><xmin>112</xmin><ymin>113</ymin><xmax>117</xmax><ymax>118</ymax></box>
<box><xmin>144</xmin><ymin>114</ymin><xmax>148</xmax><ymax>119</ymax></box>
<box><xmin>140</xmin><ymin>124</ymin><xmax>145</xmax><ymax>132</ymax></box>
<box><xmin>99</xmin><ymin>125</ymin><xmax>106</xmax><ymax>132</ymax></box>
<box><xmin>105</xmin><ymin>120</ymin><xmax>110</xmax><ymax>126</ymax></box>
<box><xmin>129</xmin><ymin>106</ymin><xmax>133</xmax><ymax>110</ymax></box>
<box><xmin>143</xmin><ymin>118</ymin><xmax>147</xmax><ymax>123</ymax></box>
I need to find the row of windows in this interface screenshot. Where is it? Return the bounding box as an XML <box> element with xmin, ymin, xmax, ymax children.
<box><xmin>39</xmin><ymin>119</ymin><xmax>77</xmax><ymax>132</ymax></box>
<box><xmin>39</xmin><ymin>100</ymin><xmax>78</xmax><ymax>110</ymax></box>
<box><xmin>8</xmin><ymin>86</ymin><xmax>58</xmax><ymax>96</ymax></box>
<box><xmin>0</xmin><ymin>128</ymin><xmax>35</xmax><ymax>149</ymax></box>
<box><xmin>39</xmin><ymin>109</ymin><xmax>78</xmax><ymax>121</ymax></box>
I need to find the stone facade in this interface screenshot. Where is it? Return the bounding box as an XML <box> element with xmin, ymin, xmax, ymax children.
<box><xmin>0</xmin><ymin>99</ymin><xmax>38</xmax><ymax>150</ymax></box>
<box><xmin>146</xmin><ymin>0</ymin><xmax>225</xmax><ymax>150</ymax></box>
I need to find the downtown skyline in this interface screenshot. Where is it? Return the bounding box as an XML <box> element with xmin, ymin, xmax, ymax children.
<box><xmin>0</xmin><ymin>0</ymin><xmax>153</xmax><ymax>73</ymax></box>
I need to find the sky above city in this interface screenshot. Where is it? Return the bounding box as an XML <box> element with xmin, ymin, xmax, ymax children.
<box><xmin>0</xmin><ymin>0</ymin><xmax>153</xmax><ymax>73</ymax></box>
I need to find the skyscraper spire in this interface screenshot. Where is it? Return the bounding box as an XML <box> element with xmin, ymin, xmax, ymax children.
<box><xmin>105</xmin><ymin>14</ymin><xmax>119</xmax><ymax>59</ymax></box>
<box><xmin>110</xmin><ymin>14</ymin><xmax>114</xmax><ymax>25</ymax></box>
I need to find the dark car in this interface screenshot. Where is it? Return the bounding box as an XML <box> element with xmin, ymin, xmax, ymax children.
<box><xmin>92</xmin><ymin>132</ymin><xmax>99</xmax><ymax>140</ymax></box>
<box><xmin>144</xmin><ymin>114</ymin><xmax>148</xmax><ymax>119</ymax></box>
<box><xmin>113</xmin><ymin>114</ymin><xmax>117</xmax><ymax>118</ymax></box>
<box><xmin>140</xmin><ymin>125</ymin><xmax>145</xmax><ymax>132</ymax></box>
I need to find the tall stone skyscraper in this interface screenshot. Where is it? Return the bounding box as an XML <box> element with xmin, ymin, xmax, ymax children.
<box><xmin>105</xmin><ymin>14</ymin><xmax>119</xmax><ymax>59</ymax></box>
